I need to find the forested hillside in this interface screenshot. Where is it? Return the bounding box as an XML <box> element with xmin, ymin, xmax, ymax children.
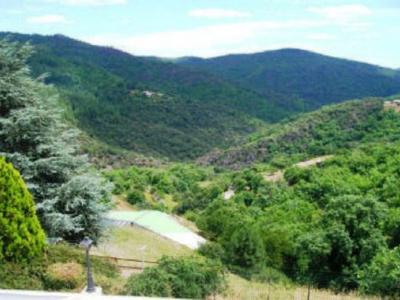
<box><xmin>199</xmin><ymin>98</ymin><xmax>400</xmax><ymax>168</ymax></box>
<box><xmin>0</xmin><ymin>32</ymin><xmax>291</xmax><ymax>160</ymax></box>
<box><xmin>2</xmin><ymin>33</ymin><xmax>399</xmax><ymax>161</ymax></box>
<box><xmin>179</xmin><ymin>49</ymin><xmax>400</xmax><ymax>110</ymax></box>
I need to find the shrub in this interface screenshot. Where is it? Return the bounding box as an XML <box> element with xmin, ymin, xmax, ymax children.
<box><xmin>359</xmin><ymin>247</ymin><xmax>400</xmax><ymax>298</ymax></box>
<box><xmin>127</xmin><ymin>190</ymin><xmax>146</xmax><ymax>205</ymax></box>
<box><xmin>252</xmin><ymin>267</ymin><xmax>292</xmax><ymax>285</ymax></box>
<box><xmin>0</xmin><ymin>157</ymin><xmax>46</xmax><ymax>262</ymax></box>
<box><xmin>44</xmin><ymin>262</ymin><xmax>84</xmax><ymax>290</ymax></box>
<box><xmin>124</xmin><ymin>267</ymin><xmax>172</xmax><ymax>297</ymax></box>
<box><xmin>0</xmin><ymin>262</ymin><xmax>44</xmax><ymax>290</ymax></box>
<box><xmin>198</xmin><ymin>241</ymin><xmax>225</xmax><ymax>261</ymax></box>
<box><xmin>124</xmin><ymin>256</ymin><xmax>226</xmax><ymax>299</ymax></box>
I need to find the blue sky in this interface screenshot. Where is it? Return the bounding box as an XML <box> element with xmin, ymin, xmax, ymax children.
<box><xmin>0</xmin><ymin>0</ymin><xmax>399</xmax><ymax>68</ymax></box>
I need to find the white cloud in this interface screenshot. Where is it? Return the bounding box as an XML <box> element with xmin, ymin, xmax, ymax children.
<box><xmin>27</xmin><ymin>14</ymin><xmax>69</xmax><ymax>24</ymax></box>
<box><xmin>308</xmin><ymin>4</ymin><xmax>372</xmax><ymax>23</ymax></box>
<box><xmin>84</xmin><ymin>20</ymin><xmax>325</xmax><ymax>57</ymax></box>
<box><xmin>188</xmin><ymin>8</ymin><xmax>251</xmax><ymax>19</ymax></box>
<box><xmin>47</xmin><ymin>0</ymin><xmax>126</xmax><ymax>6</ymax></box>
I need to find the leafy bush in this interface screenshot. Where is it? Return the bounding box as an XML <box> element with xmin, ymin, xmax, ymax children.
<box><xmin>124</xmin><ymin>256</ymin><xmax>226</xmax><ymax>299</ymax></box>
<box><xmin>127</xmin><ymin>190</ymin><xmax>146</xmax><ymax>205</ymax></box>
<box><xmin>198</xmin><ymin>241</ymin><xmax>225</xmax><ymax>261</ymax></box>
<box><xmin>0</xmin><ymin>262</ymin><xmax>44</xmax><ymax>290</ymax></box>
<box><xmin>359</xmin><ymin>247</ymin><xmax>400</xmax><ymax>298</ymax></box>
<box><xmin>124</xmin><ymin>267</ymin><xmax>172</xmax><ymax>297</ymax></box>
<box><xmin>0</xmin><ymin>157</ymin><xmax>46</xmax><ymax>262</ymax></box>
<box><xmin>44</xmin><ymin>262</ymin><xmax>84</xmax><ymax>290</ymax></box>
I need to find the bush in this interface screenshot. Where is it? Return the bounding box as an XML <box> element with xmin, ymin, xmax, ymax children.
<box><xmin>0</xmin><ymin>157</ymin><xmax>46</xmax><ymax>262</ymax></box>
<box><xmin>127</xmin><ymin>190</ymin><xmax>146</xmax><ymax>205</ymax></box>
<box><xmin>44</xmin><ymin>262</ymin><xmax>84</xmax><ymax>290</ymax></box>
<box><xmin>198</xmin><ymin>241</ymin><xmax>225</xmax><ymax>261</ymax></box>
<box><xmin>252</xmin><ymin>267</ymin><xmax>292</xmax><ymax>285</ymax></box>
<box><xmin>124</xmin><ymin>267</ymin><xmax>172</xmax><ymax>297</ymax></box>
<box><xmin>0</xmin><ymin>262</ymin><xmax>44</xmax><ymax>290</ymax></box>
<box><xmin>359</xmin><ymin>247</ymin><xmax>400</xmax><ymax>298</ymax></box>
<box><xmin>124</xmin><ymin>256</ymin><xmax>226</xmax><ymax>299</ymax></box>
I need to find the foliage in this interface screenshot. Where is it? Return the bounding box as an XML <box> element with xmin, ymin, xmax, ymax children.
<box><xmin>0</xmin><ymin>39</ymin><xmax>112</xmax><ymax>242</ymax></box>
<box><xmin>194</xmin><ymin>142</ymin><xmax>400</xmax><ymax>296</ymax></box>
<box><xmin>203</xmin><ymin>99</ymin><xmax>400</xmax><ymax>168</ymax></box>
<box><xmin>105</xmin><ymin>163</ymin><xmax>214</xmax><ymax>212</ymax></box>
<box><xmin>124</xmin><ymin>255</ymin><xmax>226</xmax><ymax>298</ymax></box>
<box><xmin>0</xmin><ymin>157</ymin><xmax>46</xmax><ymax>262</ymax></box>
<box><xmin>0</xmin><ymin>32</ymin><xmax>291</xmax><ymax>160</ymax></box>
<box><xmin>44</xmin><ymin>262</ymin><xmax>84</xmax><ymax>290</ymax></box>
<box><xmin>0</xmin><ymin>243</ymin><xmax>121</xmax><ymax>293</ymax></box>
<box><xmin>126</xmin><ymin>190</ymin><xmax>146</xmax><ymax>205</ymax></box>
<box><xmin>358</xmin><ymin>247</ymin><xmax>400</xmax><ymax>298</ymax></box>
<box><xmin>180</xmin><ymin>48</ymin><xmax>400</xmax><ymax>110</ymax></box>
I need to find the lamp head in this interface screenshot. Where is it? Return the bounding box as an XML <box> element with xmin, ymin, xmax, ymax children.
<box><xmin>80</xmin><ymin>237</ymin><xmax>93</xmax><ymax>249</ymax></box>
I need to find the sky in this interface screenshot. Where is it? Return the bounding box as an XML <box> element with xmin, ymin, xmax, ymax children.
<box><xmin>0</xmin><ymin>0</ymin><xmax>399</xmax><ymax>68</ymax></box>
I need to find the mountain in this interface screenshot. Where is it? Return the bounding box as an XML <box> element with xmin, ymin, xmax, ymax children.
<box><xmin>198</xmin><ymin>97</ymin><xmax>400</xmax><ymax>169</ymax></box>
<box><xmin>2</xmin><ymin>32</ymin><xmax>400</xmax><ymax>161</ymax></box>
<box><xmin>0</xmin><ymin>32</ymin><xmax>288</xmax><ymax>160</ymax></box>
<box><xmin>178</xmin><ymin>49</ymin><xmax>400</xmax><ymax>110</ymax></box>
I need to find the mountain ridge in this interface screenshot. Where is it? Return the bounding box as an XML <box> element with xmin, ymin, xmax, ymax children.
<box><xmin>178</xmin><ymin>48</ymin><xmax>400</xmax><ymax>110</ymax></box>
<box><xmin>2</xmin><ymin>32</ymin><xmax>400</xmax><ymax>161</ymax></box>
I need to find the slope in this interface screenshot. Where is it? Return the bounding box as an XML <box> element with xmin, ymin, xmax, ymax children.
<box><xmin>198</xmin><ymin>97</ymin><xmax>400</xmax><ymax>168</ymax></box>
<box><xmin>0</xmin><ymin>32</ymin><xmax>288</xmax><ymax>160</ymax></box>
<box><xmin>178</xmin><ymin>49</ymin><xmax>400</xmax><ymax>110</ymax></box>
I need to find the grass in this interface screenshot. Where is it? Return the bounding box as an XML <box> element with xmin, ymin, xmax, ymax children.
<box><xmin>94</xmin><ymin>226</ymin><xmax>192</xmax><ymax>262</ymax></box>
<box><xmin>218</xmin><ymin>274</ymin><xmax>379</xmax><ymax>300</ymax></box>
<box><xmin>0</xmin><ymin>244</ymin><xmax>124</xmax><ymax>295</ymax></box>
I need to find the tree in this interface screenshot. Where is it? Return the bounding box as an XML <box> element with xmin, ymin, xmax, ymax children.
<box><xmin>0</xmin><ymin>157</ymin><xmax>45</xmax><ymax>262</ymax></box>
<box><xmin>0</xmin><ymin>39</ymin><xmax>111</xmax><ymax>241</ymax></box>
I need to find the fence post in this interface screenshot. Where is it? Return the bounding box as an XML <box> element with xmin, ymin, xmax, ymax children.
<box><xmin>307</xmin><ymin>282</ymin><xmax>311</xmax><ymax>300</ymax></box>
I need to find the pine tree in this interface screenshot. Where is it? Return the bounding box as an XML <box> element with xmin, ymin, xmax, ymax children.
<box><xmin>0</xmin><ymin>157</ymin><xmax>46</xmax><ymax>262</ymax></box>
<box><xmin>0</xmin><ymin>39</ymin><xmax>111</xmax><ymax>242</ymax></box>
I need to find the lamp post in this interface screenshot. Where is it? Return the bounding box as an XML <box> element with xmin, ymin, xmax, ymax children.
<box><xmin>80</xmin><ymin>237</ymin><xmax>95</xmax><ymax>293</ymax></box>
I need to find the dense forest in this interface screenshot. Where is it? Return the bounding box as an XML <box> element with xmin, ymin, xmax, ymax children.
<box><xmin>0</xmin><ymin>32</ymin><xmax>288</xmax><ymax>160</ymax></box>
<box><xmin>179</xmin><ymin>49</ymin><xmax>400</xmax><ymax>110</ymax></box>
<box><xmin>1</xmin><ymin>32</ymin><xmax>399</xmax><ymax>161</ymax></box>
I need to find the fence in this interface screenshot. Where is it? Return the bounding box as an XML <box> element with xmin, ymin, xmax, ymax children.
<box><xmin>92</xmin><ymin>254</ymin><xmax>158</xmax><ymax>271</ymax></box>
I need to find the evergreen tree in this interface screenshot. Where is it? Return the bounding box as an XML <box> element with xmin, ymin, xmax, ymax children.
<box><xmin>0</xmin><ymin>157</ymin><xmax>45</xmax><ymax>262</ymax></box>
<box><xmin>0</xmin><ymin>39</ymin><xmax>111</xmax><ymax>242</ymax></box>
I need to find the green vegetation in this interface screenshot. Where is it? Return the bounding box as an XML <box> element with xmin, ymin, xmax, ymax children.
<box><xmin>124</xmin><ymin>255</ymin><xmax>226</xmax><ymax>298</ymax></box>
<box><xmin>105</xmin><ymin>163</ymin><xmax>213</xmax><ymax>212</ymax></box>
<box><xmin>3</xmin><ymin>33</ymin><xmax>398</xmax><ymax>161</ymax></box>
<box><xmin>179</xmin><ymin>49</ymin><xmax>400</xmax><ymax>110</ymax></box>
<box><xmin>0</xmin><ymin>157</ymin><xmax>45</xmax><ymax>262</ymax></box>
<box><xmin>0</xmin><ymin>39</ymin><xmax>112</xmax><ymax>242</ymax></box>
<box><xmin>0</xmin><ymin>243</ymin><xmax>121</xmax><ymax>293</ymax></box>
<box><xmin>202</xmin><ymin>99</ymin><xmax>400</xmax><ymax>168</ymax></box>
<box><xmin>193</xmin><ymin>142</ymin><xmax>400</xmax><ymax>296</ymax></box>
<box><xmin>0</xmin><ymin>32</ymin><xmax>290</xmax><ymax>160</ymax></box>
<box><xmin>104</xmin><ymin>99</ymin><xmax>400</xmax><ymax>298</ymax></box>
<box><xmin>2</xmin><ymin>32</ymin><xmax>400</xmax><ymax>300</ymax></box>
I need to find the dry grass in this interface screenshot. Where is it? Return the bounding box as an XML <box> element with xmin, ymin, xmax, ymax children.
<box><xmin>112</xmin><ymin>195</ymin><xmax>136</xmax><ymax>211</ymax></box>
<box><xmin>217</xmin><ymin>274</ymin><xmax>378</xmax><ymax>300</ymax></box>
<box><xmin>94</xmin><ymin>226</ymin><xmax>192</xmax><ymax>261</ymax></box>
